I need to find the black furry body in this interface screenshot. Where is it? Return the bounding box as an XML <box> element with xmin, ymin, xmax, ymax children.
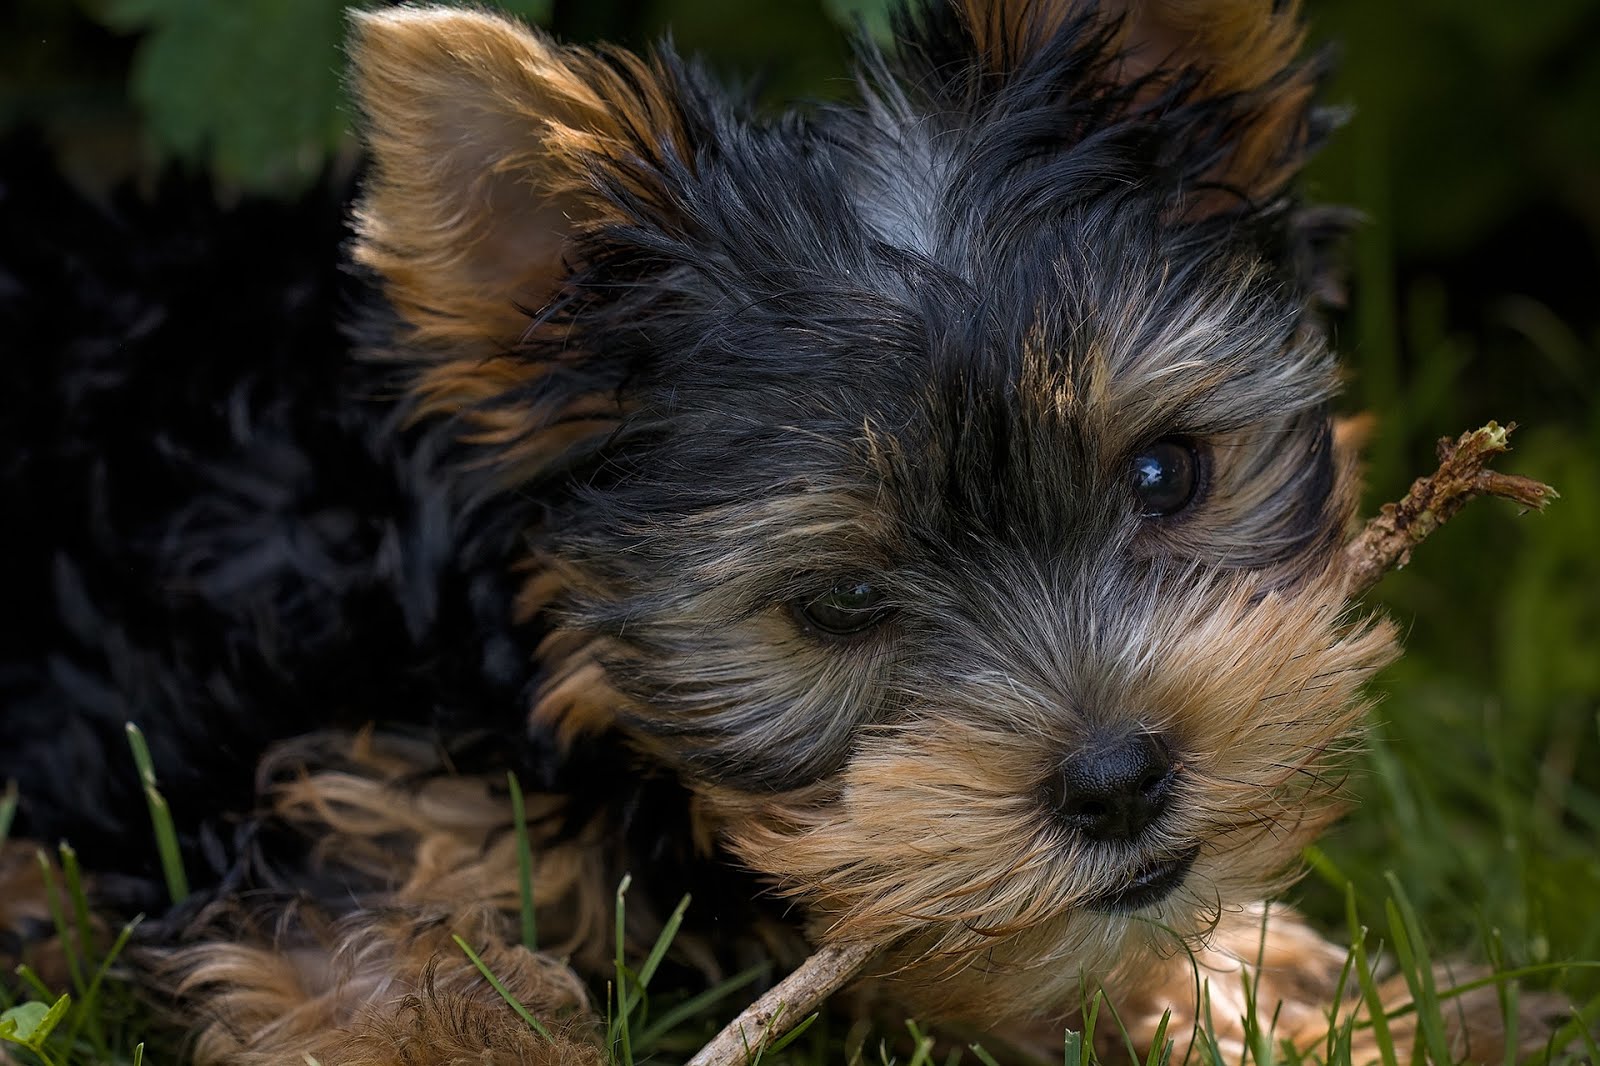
<box><xmin>1</xmin><ymin>134</ymin><xmax>615</xmax><ymax>914</ymax></box>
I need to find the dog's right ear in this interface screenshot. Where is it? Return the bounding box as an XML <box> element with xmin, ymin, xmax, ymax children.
<box><xmin>955</xmin><ymin>0</ymin><xmax>1323</xmax><ymax>208</ymax></box>
<box><xmin>348</xmin><ymin>8</ymin><xmax>685</xmax><ymax>404</ymax></box>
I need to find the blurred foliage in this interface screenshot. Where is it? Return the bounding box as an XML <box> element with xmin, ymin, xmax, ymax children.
<box><xmin>97</xmin><ymin>0</ymin><xmax>376</xmax><ymax>189</ymax></box>
<box><xmin>3</xmin><ymin>0</ymin><xmax>1598</xmax><ymax>1015</ymax></box>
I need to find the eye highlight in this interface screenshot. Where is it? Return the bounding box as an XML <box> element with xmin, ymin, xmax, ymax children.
<box><xmin>1131</xmin><ymin>438</ymin><xmax>1202</xmax><ymax>517</ymax></box>
<box><xmin>795</xmin><ymin>580</ymin><xmax>893</xmax><ymax>638</ymax></box>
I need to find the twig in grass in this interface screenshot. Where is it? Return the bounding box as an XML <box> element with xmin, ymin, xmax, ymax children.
<box><xmin>685</xmin><ymin>940</ymin><xmax>880</xmax><ymax>1066</ymax></box>
<box><xmin>1342</xmin><ymin>422</ymin><xmax>1556</xmax><ymax>596</ymax></box>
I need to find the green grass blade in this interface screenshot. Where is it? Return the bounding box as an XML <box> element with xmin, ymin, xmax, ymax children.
<box><xmin>33</xmin><ymin>849</ymin><xmax>86</xmax><ymax>997</ymax></box>
<box><xmin>1063</xmin><ymin>1028</ymin><xmax>1085</xmax><ymax>1066</ymax></box>
<box><xmin>506</xmin><ymin>772</ymin><xmax>538</xmax><ymax>953</ymax></box>
<box><xmin>0</xmin><ymin>781</ymin><xmax>16</xmax><ymax>847</ymax></box>
<box><xmin>745</xmin><ymin>1001</ymin><xmax>788</xmax><ymax>1066</ymax></box>
<box><xmin>613</xmin><ymin>875</ymin><xmax>634</xmax><ymax>1066</ymax></box>
<box><xmin>451</xmin><ymin>934</ymin><xmax>554</xmax><ymax>1041</ymax></box>
<box><xmin>967</xmin><ymin>1043</ymin><xmax>1002</xmax><ymax>1066</ymax></box>
<box><xmin>56</xmin><ymin>844</ymin><xmax>96</xmax><ymax>970</ymax></box>
<box><xmin>1345</xmin><ymin>884</ymin><xmax>1398</xmax><ymax>1066</ymax></box>
<box><xmin>1144</xmin><ymin>1009</ymin><xmax>1172</xmax><ymax>1066</ymax></box>
<box><xmin>768</xmin><ymin>1012</ymin><xmax>821</xmax><ymax>1058</ymax></box>
<box><xmin>1323</xmin><ymin>937</ymin><xmax>1359</xmax><ymax>1066</ymax></box>
<box><xmin>1383</xmin><ymin>875</ymin><xmax>1451</xmax><ymax>1065</ymax></box>
<box><xmin>1544</xmin><ymin>988</ymin><xmax>1600</xmax><ymax>1063</ymax></box>
<box><xmin>58</xmin><ymin>842</ymin><xmax>112</xmax><ymax>1059</ymax></box>
<box><xmin>1082</xmin><ymin>988</ymin><xmax>1105</xmax><ymax>1062</ymax></box>
<box><xmin>13</xmin><ymin>966</ymin><xmax>54</xmax><ymax>1003</ymax></box>
<box><xmin>637</xmin><ymin>893</ymin><xmax>690</xmax><ymax>992</ymax></box>
<box><xmin>66</xmin><ymin>914</ymin><xmax>142</xmax><ymax>1055</ymax></box>
<box><xmin>636</xmin><ymin>963</ymin><xmax>768</xmax><ymax>1046</ymax></box>
<box><xmin>1098</xmin><ymin>985</ymin><xmax>1140</xmax><ymax>1066</ymax></box>
<box><xmin>1428</xmin><ymin>959</ymin><xmax>1600</xmax><ymax>998</ymax></box>
<box><xmin>125</xmin><ymin>723</ymin><xmax>189</xmax><ymax>905</ymax></box>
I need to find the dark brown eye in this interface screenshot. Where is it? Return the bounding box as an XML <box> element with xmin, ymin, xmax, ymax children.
<box><xmin>1131</xmin><ymin>438</ymin><xmax>1200</xmax><ymax>516</ymax></box>
<box><xmin>796</xmin><ymin>580</ymin><xmax>892</xmax><ymax>637</ymax></box>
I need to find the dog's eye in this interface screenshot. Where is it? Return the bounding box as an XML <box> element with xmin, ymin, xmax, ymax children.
<box><xmin>796</xmin><ymin>580</ymin><xmax>892</xmax><ymax>637</ymax></box>
<box><xmin>1131</xmin><ymin>438</ymin><xmax>1200</xmax><ymax>516</ymax></box>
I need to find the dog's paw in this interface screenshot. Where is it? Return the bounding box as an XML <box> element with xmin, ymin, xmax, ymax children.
<box><xmin>162</xmin><ymin>905</ymin><xmax>601</xmax><ymax>1066</ymax></box>
<box><xmin>1348</xmin><ymin>967</ymin><xmax>1577</xmax><ymax>1066</ymax></box>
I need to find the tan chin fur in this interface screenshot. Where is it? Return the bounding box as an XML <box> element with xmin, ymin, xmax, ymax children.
<box><xmin>705</xmin><ymin>566</ymin><xmax>1397</xmax><ymax>1021</ymax></box>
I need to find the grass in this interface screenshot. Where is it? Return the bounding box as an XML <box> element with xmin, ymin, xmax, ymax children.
<box><xmin>0</xmin><ymin>841</ymin><xmax>146</xmax><ymax>1066</ymax></box>
<box><xmin>3</xmin><ymin>735</ymin><xmax>1594</xmax><ymax>1066</ymax></box>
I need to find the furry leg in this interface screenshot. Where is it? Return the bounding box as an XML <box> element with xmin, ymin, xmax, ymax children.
<box><xmin>149</xmin><ymin>732</ymin><xmax>616</xmax><ymax>1064</ymax></box>
<box><xmin>1096</xmin><ymin>902</ymin><xmax>1567</xmax><ymax>1065</ymax></box>
<box><xmin>162</xmin><ymin>905</ymin><xmax>602</xmax><ymax>1066</ymax></box>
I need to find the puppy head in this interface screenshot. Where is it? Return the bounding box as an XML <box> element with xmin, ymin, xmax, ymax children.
<box><xmin>349</xmin><ymin>0</ymin><xmax>1397</xmax><ymax>1020</ymax></box>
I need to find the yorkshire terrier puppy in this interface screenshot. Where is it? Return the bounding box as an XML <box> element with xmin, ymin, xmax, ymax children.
<box><xmin>0</xmin><ymin>0</ymin><xmax>1558</xmax><ymax>1062</ymax></box>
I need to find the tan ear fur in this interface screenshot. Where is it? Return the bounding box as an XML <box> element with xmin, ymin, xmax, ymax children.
<box><xmin>347</xmin><ymin>7</ymin><xmax>683</xmax><ymax>416</ymax></box>
<box><xmin>959</xmin><ymin>0</ymin><xmax>1316</xmax><ymax>201</ymax></box>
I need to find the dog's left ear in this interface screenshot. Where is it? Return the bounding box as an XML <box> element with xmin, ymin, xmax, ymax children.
<box><xmin>347</xmin><ymin>8</ymin><xmax>685</xmax><ymax>372</ymax></box>
<box><xmin>959</xmin><ymin>0</ymin><xmax>1324</xmax><ymax>204</ymax></box>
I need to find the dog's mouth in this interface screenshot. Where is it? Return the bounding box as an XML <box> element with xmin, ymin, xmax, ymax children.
<box><xmin>1086</xmin><ymin>844</ymin><xmax>1201</xmax><ymax>913</ymax></box>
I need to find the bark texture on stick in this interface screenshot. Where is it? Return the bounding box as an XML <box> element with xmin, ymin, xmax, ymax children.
<box><xmin>1342</xmin><ymin>422</ymin><xmax>1556</xmax><ymax>597</ymax></box>
<box><xmin>685</xmin><ymin>940</ymin><xmax>881</xmax><ymax>1066</ymax></box>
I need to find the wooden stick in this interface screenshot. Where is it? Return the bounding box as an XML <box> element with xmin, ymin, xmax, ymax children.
<box><xmin>685</xmin><ymin>940</ymin><xmax>882</xmax><ymax>1066</ymax></box>
<box><xmin>1342</xmin><ymin>421</ymin><xmax>1555</xmax><ymax>596</ymax></box>
<box><xmin>690</xmin><ymin>422</ymin><xmax>1553</xmax><ymax>1066</ymax></box>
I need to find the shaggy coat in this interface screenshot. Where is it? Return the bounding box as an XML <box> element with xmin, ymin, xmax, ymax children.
<box><xmin>0</xmin><ymin>1</ymin><xmax>1552</xmax><ymax>1062</ymax></box>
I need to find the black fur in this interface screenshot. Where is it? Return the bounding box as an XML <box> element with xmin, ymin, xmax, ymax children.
<box><xmin>0</xmin><ymin>132</ymin><xmax>544</xmax><ymax>903</ymax></box>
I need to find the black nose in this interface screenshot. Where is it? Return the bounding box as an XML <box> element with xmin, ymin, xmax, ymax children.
<box><xmin>1046</xmin><ymin>732</ymin><xmax>1177</xmax><ymax>842</ymax></box>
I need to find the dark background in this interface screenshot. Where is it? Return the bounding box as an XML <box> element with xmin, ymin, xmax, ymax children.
<box><xmin>5</xmin><ymin>0</ymin><xmax>1598</xmax><ymax>999</ymax></box>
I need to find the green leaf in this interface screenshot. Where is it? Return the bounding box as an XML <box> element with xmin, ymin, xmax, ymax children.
<box><xmin>495</xmin><ymin>0</ymin><xmax>552</xmax><ymax>24</ymax></box>
<box><xmin>0</xmin><ymin>995</ymin><xmax>71</xmax><ymax>1049</ymax></box>
<box><xmin>99</xmin><ymin>0</ymin><xmax>361</xmax><ymax>189</ymax></box>
<box><xmin>820</xmin><ymin>0</ymin><xmax>895</xmax><ymax>41</ymax></box>
<box><xmin>93</xmin><ymin>0</ymin><xmax>553</xmax><ymax>190</ymax></box>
